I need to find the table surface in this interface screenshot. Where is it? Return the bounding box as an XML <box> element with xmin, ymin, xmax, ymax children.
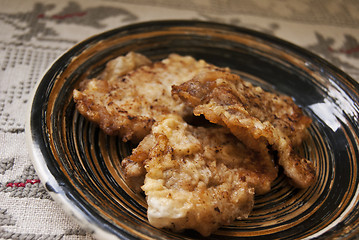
<box><xmin>1</xmin><ymin>0</ymin><xmax>359</xmax><ymax>239</ymax></box>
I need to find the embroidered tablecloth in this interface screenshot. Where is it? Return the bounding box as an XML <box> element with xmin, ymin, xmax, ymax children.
<box><xmin>1</xmin><ymin>1</ymin><xmax>359</xmax><ymax>239</ymax></box>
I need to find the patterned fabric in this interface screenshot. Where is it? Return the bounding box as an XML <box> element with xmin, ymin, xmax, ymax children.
<box><xmin>0</xmin><ymin>0</ymin><xmax>358</xmax><ymax>239</ymax></box>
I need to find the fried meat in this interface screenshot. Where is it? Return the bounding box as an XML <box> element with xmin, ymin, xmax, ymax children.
<box><xmin>73</xmin><ymin>52</ymin><xmax>216</xmax><ymax>142</ymax></box>
<box><xmin>172</xmin><ymin>69</ymin><xmax>315</xmax><ymax>188</ymax></box>
<box><xmin>123</xmin><ymin>114</ymin><xmax>278</xmax><ymax>236</ymax></box>
<box><xmin>73</xmin><ymin>52</ymin><xmax>315</xmax><ymax>236</ymax></box>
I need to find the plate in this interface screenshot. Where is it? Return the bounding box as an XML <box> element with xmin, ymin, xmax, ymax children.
<box><xmin>26</xmin><ymin>20</ymin><xmax>359</xmax><ymax>239</ymax></box>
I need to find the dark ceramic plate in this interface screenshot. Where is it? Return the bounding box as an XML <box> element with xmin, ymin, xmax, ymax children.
<box><xmin>26</xmin><ymin>20</ymin><xmax>359</xmax><ymax>239</ymax></box>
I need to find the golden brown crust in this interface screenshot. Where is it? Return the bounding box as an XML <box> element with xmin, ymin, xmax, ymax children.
<box><xmin>73</xmin><ymin>52</ymin><xmax>214</xmax><ymax>142</ymax></box>
<box><xmin>172</xmin><ymin>69</ymin><xmax>315</xmax><ymax>188</ymax></box>
<box><xmin>74</xmin><ymin>52</ymin><xmax>316</xmax><ymax>236</ymax></box>
<box><xmin>125</xmin><ymin>115</ymin><xmax>268</xmax><ymax>236</ymax></box>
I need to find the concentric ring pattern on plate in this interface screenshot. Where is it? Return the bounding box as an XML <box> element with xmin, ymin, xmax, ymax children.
<box><xmin>27</xmin><ymin>21</ymin><xmax>359</xmax><ymax>239</ymax></box>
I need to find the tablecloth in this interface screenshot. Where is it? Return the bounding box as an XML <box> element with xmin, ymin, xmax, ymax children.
<box><xmin>0</xmin><ymin>0</ymin><xmax>358</xmax><ymax>239</ymax></box>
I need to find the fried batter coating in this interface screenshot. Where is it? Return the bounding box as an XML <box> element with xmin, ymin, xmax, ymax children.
<box><xmin>73</xmin><ymin>52</ymin><xmax>215</xmax><ymax>142</ymax></box>
<box><xmin>122</xmin><ymin>114</ymin><xmax>277</xmax><ymax>236</ymax></box>
<box><xmin>172</xmin><ymin>70</ymin><xmax>315</xmax><ymax>188</ymax></box>
<box><xmin>73</xmin><ymin>52</ymin><xmax>315</xmax><ymax>236</ymax></box>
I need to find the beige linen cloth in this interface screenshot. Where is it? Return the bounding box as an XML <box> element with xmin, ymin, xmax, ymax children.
<box><xmin>0</xmin><ymin>0</ymin><xmax>358</xmax><ymax>239</ymax></box>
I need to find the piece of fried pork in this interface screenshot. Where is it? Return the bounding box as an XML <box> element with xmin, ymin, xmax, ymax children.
<box><xmin>122</xmin><ymin>114</ymin><xmax>278</xmax><ymax>236</ymax></box>
<box><xmin>172</xmin><ymin>69</ymin><xmax>315</xmax><ymax>188</ymax></box>
<box><xmin>73</xmin><ymin>52</ymin><xmax>217</xmax><ymax>142</ymax></box>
